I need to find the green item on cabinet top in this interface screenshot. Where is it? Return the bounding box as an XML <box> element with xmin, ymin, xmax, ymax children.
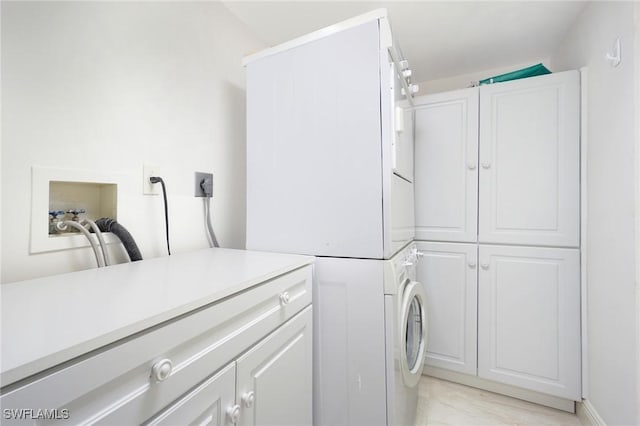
<box><xmin>479</xmin><ymin>63</ymin><xmax>551</xmax><ymax>85</ymax></box>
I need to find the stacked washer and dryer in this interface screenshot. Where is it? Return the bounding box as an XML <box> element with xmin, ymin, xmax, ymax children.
<box><xmin>244</xmin><ymin>10</ymin><xmax>426</xmax><ymax>426</ymax></box>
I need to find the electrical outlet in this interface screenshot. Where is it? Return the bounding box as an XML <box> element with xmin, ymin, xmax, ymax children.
<box><xmin>143</xmin><ymin>165</ymin><xmax>160</xmax><ymax>195</ymax></box>
<box><xmin>195</xmin><ymin>172</ymin><xmax>213</xmax><ymax>197</ymax></box>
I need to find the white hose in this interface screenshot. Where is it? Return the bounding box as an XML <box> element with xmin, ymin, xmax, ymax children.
<box><xmin>203</xmin><ymin>198</ymin><xmax>219</xmax><ymax>248</ymax></box>
<box><xmin>56</xmin><ymin>220</ymin><xmax>104</xmax><ymax>267</ymax></box>
<box><xmin>202</xmin><ymin>200</ymin><xmax>213</xmax><ymax>247</ymax></box>
<box><xmin>82</xmin><ymin>219</ymin><xmax>111</xmax><ymax>266</ymax></box>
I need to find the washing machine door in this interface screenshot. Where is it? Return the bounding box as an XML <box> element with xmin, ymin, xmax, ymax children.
<box><xmin>400</xmin><ymin>279</ymin><xmax>427</xmax><ymax>388</ymax></box>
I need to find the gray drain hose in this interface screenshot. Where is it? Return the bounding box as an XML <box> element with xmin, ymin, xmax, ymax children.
<box><xmin>95</xmin><ymin>218</ymin><xmax>143</xmax><ymax>262</ymax></box>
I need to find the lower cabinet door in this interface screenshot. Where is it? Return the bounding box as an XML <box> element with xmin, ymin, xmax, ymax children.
<box><xmin>477</xmin><ymin>245</ymin><xmax>581</xmax><ymax>400</ymax></box>
<box><xmin>236</xmin><ymin>306</ymin><xmax>313</xmax><ymax>426</ymax></box>
<box><xmin>144</xmin><ymin>363</ymin><xmax>237</xmax><ymax>426</ymax></box>
<box><xmin>417</xmin><ymin>242</ymin><xmax>478</xmax><ymax>375</ymax></box>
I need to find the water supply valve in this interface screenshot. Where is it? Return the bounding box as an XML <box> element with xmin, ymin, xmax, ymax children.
<box><xmin>48</xmin><ymin>210</ymin><xmax>65</xmax><ymax>234</ymax></box>
<box><xmin>66</xmin><ymin>209</ymin><xmax>86</xmax><ymax>222</ymax></box>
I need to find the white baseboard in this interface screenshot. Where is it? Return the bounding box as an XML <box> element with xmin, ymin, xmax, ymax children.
<box><xmin>423</xmin><ymin>367</ymin><xmax>576</xmax><ymax>413</ymax></box>
<box><xmin>576</xmin><ymin>399</ymin><xmax>606</xmax><ymax>426</ymax></box>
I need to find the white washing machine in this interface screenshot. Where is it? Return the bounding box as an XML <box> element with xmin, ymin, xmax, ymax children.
<box><xmin>313</xmin><ymin>243</ymin><xmax>428</xmax><ymax>426</ymax></box>
<box><xmin>384</xmin><ymin>243</ymin><xmax>428</xmax><ymax>426</ymax></box>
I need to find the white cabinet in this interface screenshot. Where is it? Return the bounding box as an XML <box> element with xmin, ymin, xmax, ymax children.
<box><xmin>149</xmin><ymin>308</ymin><xmax>313</xmax><ymax>426</ymax></box>
<box><xmin>478</xmin><ymin>71</ymin><xmax>580</xmax><ymax>247</ymax></box>
<box><xmin>413</xmin><ymin>71</ymin><xmax>581</xmax><ymax>402</ymax></box>
<box><xmin>236</xmin><ymin>308</ymin><xmax>312</xmax><ymax>426</ymax></box>
<box><xmin>414</xmin><ymin>88</ymin><xmax>479</xmax><ymax>243</ymax></box>
<box><xmin>416</xmin><ymin>241</ymin><xmax>477</xmax><ymax>375</ymax></box>
<box><xmin>1</xmin><ymin>266</ymin><xmax>313</xmax><ymax>426</ymax></box>
<box><xmin>145</xmin><ymin>363</ymin><xmax>237</xmax><ymax>426</ymax></box>
<box><xmin>477</xmin><ymin>245</ymin><xmax>581</xmax><ymax>400</ymax></box>
<box><xmin>414</xmin><ymin>71</ymin><xmax>579</xmax><ymax>248</ymax></box>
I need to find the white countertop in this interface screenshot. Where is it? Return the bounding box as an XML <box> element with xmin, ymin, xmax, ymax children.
<box><xmin>1</xmin><ymin>248</ymin><xmax>313</xmax><ymax>387</ymax></box>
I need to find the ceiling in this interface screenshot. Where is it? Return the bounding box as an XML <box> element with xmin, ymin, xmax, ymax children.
<box><xmin>223</xmin><ymin>1</ymin><xmax>588</xmax><ymax>83</ymax></box>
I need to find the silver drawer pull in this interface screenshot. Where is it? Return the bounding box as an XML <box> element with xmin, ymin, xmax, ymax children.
<box><xmin>279</xmin><ymin>292</ymin><xmax>291</xmax><ymax>305</ymax></box>
<box><xmin>151</xmin><ymin>358</ymin><xmax>173</xmax><ymax>382</ymax></box>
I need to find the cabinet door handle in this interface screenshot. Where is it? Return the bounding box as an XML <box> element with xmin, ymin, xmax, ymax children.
<box><xmin>226</xmin><ymin>404</ymin><xmax>241</xmax><ymax>424</ymax></box>
<box><xmin>279</xmin><ymin>291</ymin><xmax>291</xmax><ymax>305</ymax></box>
<box><xmin>151</xmin><ymin>358</ymin><xmax>173</xmax><ymax>382</ymax></box>
<box><xmin>242</xmin><ymin>390</ymin><xmax>256</xmax><ymax>408</ymax></box>
<box><xmin>468</xmin><ymin>261</ymin><xmax>476</xmax><ymax>268</ymax></box>
<box><xmin>481</xmin><ymin>163</ymin><xmax>492</xmax><ymax>169</ymax></box>
<box><xmin>481</xmin><ymin>263</ymin><xmax>490</xmax><ymax>270</ymax></box>
<box><xmin>467</xmin><ymin>163</ymin><xmax>477</xmax><ymax>170</ymax></box>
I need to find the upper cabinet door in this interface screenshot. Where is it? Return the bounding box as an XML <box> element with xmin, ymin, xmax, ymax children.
<box><xmin>478</xmin><ymin>71</ymin><xmax>580</xmax><ymax>247</ymax></box>
<box><xmin>414</xmin><ymin>87</ymin><xmax>479</xmax><ymax>243</ymax></box>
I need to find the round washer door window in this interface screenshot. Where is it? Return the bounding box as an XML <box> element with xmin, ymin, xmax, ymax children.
<box><xmin>400</xmin><ymin>279</ymin><xmax>427</xmax><ymax>388</ymax></box>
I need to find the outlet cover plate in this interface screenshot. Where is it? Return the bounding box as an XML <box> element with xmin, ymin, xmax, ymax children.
<box><xmin>143</xmin><ymin>165</ymin><xmax>160</xmax><ymax>195</ymax></box>
<box><xmin>195</xmin><ymin>172</ymin><xmax>213</xmax><ymax>197</ymax></box>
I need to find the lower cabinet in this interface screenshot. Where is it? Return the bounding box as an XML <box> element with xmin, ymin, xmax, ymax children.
<box><xmin>147</xmin><ymin>307</ymin><xmax>313</xmax><ymax>426</ymax></box>
<box><xmin>417</xmin><ymin>241</ymin><xmax>477</xmax><ymax>376</ymax></box>
<box><xmin>236</xmin><ymin>307</ymin><xmax>312</xmax><ymax>426</ymax></box>
<box><xmin>477</xmin><ymin>245</ymin><xmax>580</xmax><ymax>400</ymax></box>
<box><xmin>145</xmin><ymin>363</ymin><xmax>237</xmax><ymax>426</ymax></box>
<box><xmin>418</xmin><ymin>242</ymin><xmax>581</xmax><ymax>400</ymax></box>
<box><xmin>0</xmin><ymin>266</ymin><xmax>313</xmax><ymax>426</ymax></box>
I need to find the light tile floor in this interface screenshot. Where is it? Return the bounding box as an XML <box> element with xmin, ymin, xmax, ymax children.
<box><xmin>414</xmin><ymin>376</ymin><xmax>583</xmax><ymax>426</ymax></box>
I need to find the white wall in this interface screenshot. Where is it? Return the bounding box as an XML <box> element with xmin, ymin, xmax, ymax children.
<box><xmin>550</xmin><ymin>2</ymin><xmax>639</xmax><ymax>425</ymax></box>
<box><xmin>1</xmin><ymin>1</ymin><xmax>265</xmax><ymax>283</ymax></box>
